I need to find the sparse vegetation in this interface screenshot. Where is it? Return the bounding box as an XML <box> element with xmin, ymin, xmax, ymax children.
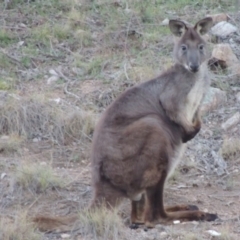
<box><xmin>220</xmin><ymin>138</ymin><xmax>240</xmax><ymax>161</ymax></box>
<box><xmin>0</xmin><ymin>0</ymin><xmax>240</xmax><ymax>239</ymax></box>
<box><xmin>78</xmin><ymin>206</ymin><xmax>127</xmax><ymax>240</ymax></box>
<box><xmin>0</xmin><ymin>134</ymin><xmax>23</xmax><ymax>154</ymax></box>
<box><xmin>0</xmin><ymin>95</ymin><xmax>95</xmax><ymax>144</ymax></box>
<box><xmin>15</xmin><ymin>163</ymin><xmax>63</xmax><ymax>193</ymax></box>
<box><xmin>0</xmin><ymin>211</ymin><xmax>42</xmax><ymax>240</ymax></box>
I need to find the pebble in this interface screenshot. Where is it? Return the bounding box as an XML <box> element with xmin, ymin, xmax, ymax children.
<box><xmin>61</xmin><ymin>233</ymin><xmax>71</xmax><ymax>239</ymax></box>
<box><xmin>1</xmin><ymin>173</ymin><xmax>6</xmax><ymax>180</ymax></box>
<box><xmin>211</xmin><ymin>21</ymin><xmax>237</xmax><ymax>37</ymax></box>
<box><xmin>206</xmin><ymin>230</ymin><xmax>221</xmax><ymax>236</ymax></box>
<box><xmin>173</xmin><ymin>220</ymin><xmax>180</xmax><ymax>224</ymax></box>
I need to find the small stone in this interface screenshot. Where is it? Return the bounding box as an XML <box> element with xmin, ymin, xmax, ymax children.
<box><xmin>47</xmin><ymin>75</ymin><xmax>59</xmax><ymax>85</ymax></box>
<box><xmin>19</xmin><ymin>23</ymin><xmax>27</xmax><ymax>28</ymax></box>
<box><xmin>33</xmin><ymin>138</ymin><xmax>39</xmax><ymax>143</ymax></box>
<box><xmin>49</xmin><ymin>69</ymin><xmax>59</xmax><ymax>76</ymax></box>
<box><xmin>206</xmin><ymin>230</ymin><xmax>221</xmax><ymax>236</ymax></box>
<box><xmin>61</xmin><ymin>234</ymin><xmax>71</xmax><ymax>239</ymax></box>
<box><xmin>40</xmin><ymin>162</ymin><xmax>47</xmax><ymax>166</ymax></box>
<box><xmin>173</xmin><ymin>220</ymin><xmax>180</xmax><ymax>224</ymax></box>
<box><xmin>211</xmin><ymin>21</ymin><xmax>237</xmax><ymax>38</ymax></box>
<box><xmin>17</xmin><ymin>41</ymin><xmax>25</xmax><ymax>47</ymax></box>
<box><xmin>221</xmin><ymin>112</ymin><xmax>240</xmax><ymax>131</ymax></box>
<box><xmin>161</xmin><ymin>18</ymin><xmax>169</xmax><ymax>26</ymax></box>
<box><xmin>51</xmin><ymin>98</ymin><xmax>61</xmax><ymax>104</ymax></box>
<box><xmin>1</xmin><ymin>173</ymin><xmax>6</xmax><ymax>179</ymax></box>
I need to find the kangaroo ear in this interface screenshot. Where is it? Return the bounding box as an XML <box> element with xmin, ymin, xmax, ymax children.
<box><xmin>169</xmin><ymin>20</ymin><xmax>187</xmax><ymax>37</ymax></box>
<box><xmin>194</xmin><ymin>17</ymin><xmax>213</xmax><ymax>35</ymax></box>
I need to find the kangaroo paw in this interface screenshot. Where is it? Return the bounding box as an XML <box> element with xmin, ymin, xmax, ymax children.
<box><xmin>204</xmin><ymin>213</ymin><xmax>218</xmax><ymax>221</ymax></box>
<box><xmin>129</xmin><ymin>223</ymin><xmax>140</xmax><ymax>229</ymax></box>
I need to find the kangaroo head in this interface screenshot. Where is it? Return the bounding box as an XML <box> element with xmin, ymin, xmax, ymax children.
<box><xmin>169</xmin><ymin>17</ymin><xmax>213</xmax><ymax>73</ymax></box>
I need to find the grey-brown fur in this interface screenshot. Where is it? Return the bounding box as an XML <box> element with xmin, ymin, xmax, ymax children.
<box><xmin>90</xmin><ymin>17</ymin><xmax>218</xmax><ymax>227</ymax></box>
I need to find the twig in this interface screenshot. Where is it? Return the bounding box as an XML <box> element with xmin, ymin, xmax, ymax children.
<box><xmin>55</xmin><ymin>69</ymin><xmax>81</xmax><ymax>100</ymax></box>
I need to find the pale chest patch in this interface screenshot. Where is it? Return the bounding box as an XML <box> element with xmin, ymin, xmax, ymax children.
<box><xmin>184</xmin><ymin>76</ymin><xmax>206</xmax><ymax>122</ymax></box>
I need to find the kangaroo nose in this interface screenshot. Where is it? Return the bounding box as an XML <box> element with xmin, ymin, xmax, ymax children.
<box><xmin>189</xmin><ymin>64</ymin><xmax>199</xmax><ymax>72</ymax></box>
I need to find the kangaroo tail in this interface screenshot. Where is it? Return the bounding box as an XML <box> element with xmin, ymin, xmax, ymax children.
<box><xmin>32</xmin><ymin>214</ymin><xmax>79</xmax><ymax>232</ymax></box>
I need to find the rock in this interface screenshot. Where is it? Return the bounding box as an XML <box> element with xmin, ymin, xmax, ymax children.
<box><xmin>161</xmin><ymin>18</ymin><xmax>169</xmax><ymax>26</ymax></box>
<box><xmin>236</xmin><ymin>92</ymin><xmax>240</xmax><ymax>102</ymax></box>
<box><xmin>207</xmin><ymin>13</ymin><xmax>229</xmax><ymax>24</ymax></box>
<box><xmin>211</xmin><ymin>21</ymin><xmax>237</xmax><ymax>38</ymax></box>
<box><xmin>206</xmin><ymin>230</ymin><xmax>221</xmax><ymax>237</ymax></box>
<box><xmin>212</xmin><ymin>44</ymin><xmax>238</xmax><ymax>64</ymax></box>
<box><xmin>32</xmin><ymin>138</ymin><xmax>40</xmax><ymax>143</ymax></box>
<box><xmin>201</xmin><ymin>87</ymin><xmax>227</xmax><ymax>114</ymax></box>
<box><xmin>49</xmin><ymin>69</ymin><xmax>59</xmax><ymax>76</ymax></box>
<box><xmin>173</xmin><ymin>220</ymin><xmax>180</xmax><ymax>224</ymax></box>
<box><xmin>61</xmin><ymin>234</ymin><xmax>71</xmax><ymax>239</ymax></box>
<box><xmin>47</xmin><ymin>75</ymin><xmax>59</xmax><ymax>85</ymax></box>
<box><xmin>1</xmin><ymin>173</ymin><xmax>6</xmax><ymax>180</ymax></box>
<box><xmin>17</xmin><ymin>41</ymin><xmax>25</xmax><ymax>47</ymax></box>
<box><xmin>221</xmin><ymin>112</ymin><xmax>240</xmax><ymax>131</ymax></box>
<box><xmin>211</xmin><ymin>43</ymin><xmax>240</xmax><ymax>75</ymax></box>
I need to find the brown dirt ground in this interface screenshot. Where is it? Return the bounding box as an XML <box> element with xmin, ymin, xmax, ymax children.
<box><xmin>1</xmin><ymin>2</ymin><xmax>240</xmax><ymax>240</ymax></box>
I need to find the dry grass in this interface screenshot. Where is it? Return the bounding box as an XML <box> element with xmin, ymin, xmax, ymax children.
<box><xmin>220</xmin><ymin>138</ymin><xmax>240</xmax><ymax>161</ymax></box>
<box><xmin>78</xmin><ymin>206</ymin><xmax>127</xmax><ymax>240</ymax></box>
<box><xmin>0</xmin><ymin>1</ymin><xmax>239</xmax><ymax>240</ymax></box>
<box><xmin>0</xmin><ymin>211</ymin><xmax>42</xmax><ymax>240</ymax></box>
<box><xmin>0</xmin><ymin>95</ymin><xmax>95</xmax><ymax>145</ymax></box>
<box><xmin>14</xmin><ymin>163</ymin><xmax>63</xmax><ymax>193</ymax></box>
<box><xmin>0</xmin><ymin>134</ymin><xmax>23</xmax><ymax>154</ymax></box>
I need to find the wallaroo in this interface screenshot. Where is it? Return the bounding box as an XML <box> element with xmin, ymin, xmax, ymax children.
<box><xmin>34</xmin><ymin>17</ymin><xmax>218</xmax><ymax>231</ymax></box>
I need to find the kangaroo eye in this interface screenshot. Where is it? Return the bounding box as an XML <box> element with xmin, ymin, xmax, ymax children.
<box><xmin>199</xmin><ymin>44</ymin><xmax>204</xmax><ymax>50</ymax></box>
<box><xmin>181</xmin><ymin>45</ymin><xmax>187</xmax><ymax>51</ymax></box>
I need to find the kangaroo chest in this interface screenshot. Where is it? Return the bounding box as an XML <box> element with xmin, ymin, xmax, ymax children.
<box><xmin>184</xmin><ymin>76</ymin><xmax>206</xmax><ymax>122</ymax></box>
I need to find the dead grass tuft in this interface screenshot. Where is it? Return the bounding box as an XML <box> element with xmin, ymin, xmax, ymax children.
<box><xmin>0</xmin><ymin>211</ymin><xmax>42</xmax><ymax>240</ymax></box>
<box><xmin>64</xmin><ymin>111</ymin><xmax>96</xmax><ymax>141</ymax></box>
<box><xmin>0</xmin><ymin>134</ymin><xmax>23</xmax><ymax>154</ymax></box>
<box><xmin>78</xmin><ymin>206</ymin><xmax>127</xmax><ymax>240</ymax></box>
<box><xmin>0</xmin><ymin>95</ymin><xmax>95</xmax><ymax>145</ymax></box>
<box><xmin>15</xmin><ymin>164</ymin><xmax>63</xmax><ymax>193</ymax></box>
<box><xmin>220</xmin><ymin>138</ymin><xmax>240</xmax><ymax>161</ymax></box>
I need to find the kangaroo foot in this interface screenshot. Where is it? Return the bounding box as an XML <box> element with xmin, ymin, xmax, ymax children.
<box><xmin>166</xmin><ymin>204</ymin><xmax>199</xmax><ymax>212</ymax></box>
<box><xmin>129</xmin><ymin>223</ymin><xmax>141</xmax><ymax>229</ymax></box>
<box><xmin>202</xmin><ymin>212</ymin><xmax>218</xmax><ymax>221</ymax></box>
